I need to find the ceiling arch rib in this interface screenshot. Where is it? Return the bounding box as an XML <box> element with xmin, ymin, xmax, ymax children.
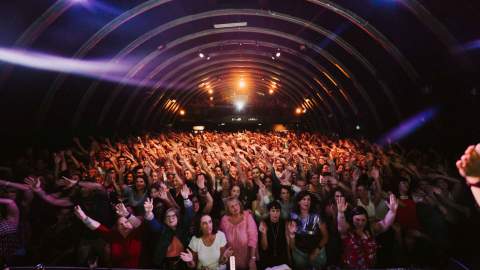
<box><xmin>104</xmin><ymin>40</ymin><xmax>351</xmax><ymax>130</ymax></box>
<box><xmin>158</xmin><ymin>71</ymin><xmax>330</xmax><ymax>128</ymax></box>
<box><xmin>36</xmin><ymin>0</ymin><xmax>175</xmax><ymax>127</ymax></box>
<box><xmin>166</xmin><ymin>75</ymin><xmax>332</xmax><ymax>131</ymax></box>
<box><xmin>97</xmin><ymin>27</ymin><xmax>381</xmax><ymax>129</ymax></box>
<box><xmin>33</xmin><ymin>0</ymin><xmax>429</xmax><ymax>129</ymax></box>
<box><xmin>83</xmin><ymin>6</ymin><xmax>407</xmax><ymax>124</ymax></box>
<box><xmin>97</xmin><ymin>41</ymin><xmax>342</xmax><ymax>127</ymax></box>
<box><xmin>306</xmin><ymin>0</ymin><xmax>420</xmax><ymax>83</ymax></box>
<box><xmin>129</xmin><ymin>51</ymin><xmax>347</xmax><ymax>128</ymax></box>
<box><xmin>145</xmin><ymin>63</ymin><xmax>335</xmax><ymax>131</ymax></box>
<box><xmin>74</xmin><ymin>20</ymin><xmax>382</xmax><ymax>130</ymax></box>
<box><xmin>140</xmin><ymin>58</ymin><xmax>340</xmax><ymax>129</ymax></box>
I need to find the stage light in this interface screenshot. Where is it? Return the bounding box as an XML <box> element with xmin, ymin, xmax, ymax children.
<box><xmin>234</xmin><ymin>100</ymin><xmax>245</xmax><ymax>111</ymax></box>
<box><xmin>269</xmin><ymin>89</ymin><xmax>274</xmax><ymax>95</ymax></box>
<box><xmin>209</xmin><ymin>96</ymin><xmax>214</xmax><ymax>101</ymax></box>
<box><xmin>276</xmin><ymin>51</ymin><xmax>281</xmax><ymax>57</ymax></box>
<box><xmin>271</xmin><ymin>56</ymin><xmax>275</xmax><ymax>60</ymax></box>
<box><xmin>239</xmin><ymin>79</ymin><xmax>246</xmax><ymax>89</ymax></box>
<box><xmin>179</xmin><ymin>109</ymin><xmax>186</xmax><ymax>116</ymax></box>
<box><xmin>356</xmin><ymin>125</ymin><xmax>361</xmax><ymax>130</ymax></box>
<box><xmin>295</xmin><ymin>107</ymin><xmax>302</xmax><ymax>115</ymax></box>
<box><xmin>198</xmin><ymin>52</ymin><xmax>205</xmax><ymax>58</ymax></box>
<box><xmin>208</xmin><ymin>89</ymin><xmax>213</xmax><ymax>94</ymax></box>
<box><xmin>214</xmin><ymin>22</ymin><xmax>247</xmax><ymax>29</ymax></box>
<box><xmin>206</xmin><ymin>56</ymin><xmax>211</xmax><ymax>60</ymax></box>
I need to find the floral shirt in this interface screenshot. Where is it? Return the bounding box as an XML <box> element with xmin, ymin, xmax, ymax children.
<box><xmin>341</xmin><ymin>231</ymin><xmax>378</xmax><ymax>269</ymax></box>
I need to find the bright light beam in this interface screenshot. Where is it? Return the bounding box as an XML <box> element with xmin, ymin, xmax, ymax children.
<box><xmin>0</xmin><ymin>47</ymin><xmax>152</xmax><ymax>86</ymax></box>
<box><xmin>234</xmin><ymin>100</ymin><xmax>245</xmax><ymax>111</ymax></box>
<box><xmin>0</xmin><ymin>47</ymin><xmax>127</xmax><ymax>75</ymax></box>
<box><xmin>376</xmin><ymin>107</ymin><xmax>438</xmax><ymax>146</ymax></box>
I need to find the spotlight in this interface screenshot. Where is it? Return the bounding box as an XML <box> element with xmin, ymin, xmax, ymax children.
<box><xmin>239</xmin><ymin>79</ymin><xmax>246</xmax><ymax>89</ymax></box>
<box><xmin>209</xmin><ymin>96</ymin><xmax>214</xmax><ymax>101</ymax></box>
<box><xmin>271</xmin><ymin>56</ymin><xmax>275</xmax><ymax>60</ymax></box>
<box><xmin>275</xmin><ymin>51</ymin><xmax>281</xmax><ymax>57</ymax></box>
<box><xmin>179</xmin><ymin>109</ymin><xmax>186</xmax><ymax>116</ymax></box>
<box><xmin>206</xmin><ymin>56</ymin><xmax>211</xmax><ymax>60</ymax></box>
<box><xmin>295</xmin><ymin>107</ymin><xmax>302</xmax><ymax>115</ymax></box>
<box><xmin>234</xmin><ymin>100</ymin><xmax>245</xmax><ymax>111</ymax></box>
<box><xmin>198</xmin><ymin>52</ymin><xmax>205</xmax><ymax>58</ymax></box>
<box><xmin>208</xmin><ymin>89</ymin><xmax>213</xmax><ymax>94</ymax></box>
<box><xmin>269</xmin><ymin>89</ymin><xmax>274</xmax><ymax>95</ymax></box>
<box><xmin>356</xmin><ymin>125</ymin><xmax>361</xmax><ymax>130</ymax></box>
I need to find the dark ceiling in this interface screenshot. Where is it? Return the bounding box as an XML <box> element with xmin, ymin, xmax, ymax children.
<box><xmin>0</xmin><ymin>0</ymin><xmax>479</xmax><ymax>147</ymax></box>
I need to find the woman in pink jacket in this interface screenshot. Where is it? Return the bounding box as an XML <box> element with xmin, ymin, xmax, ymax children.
<box><xmin>220</xmin><ymin>197</ymin><xmax>258</xmax><ymax>270</ymax></box>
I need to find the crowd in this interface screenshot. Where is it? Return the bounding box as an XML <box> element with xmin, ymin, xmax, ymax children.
<box><xmin>0</xmin><ymin>131</ymin><xmax>478</xmax><ymax>270</ymax></box>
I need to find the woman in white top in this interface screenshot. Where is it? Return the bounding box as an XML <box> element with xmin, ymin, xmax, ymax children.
<box><xmin>180</xmin><ymin>214</ymin><xmax>233</xmax><ymax>270</ymax></box>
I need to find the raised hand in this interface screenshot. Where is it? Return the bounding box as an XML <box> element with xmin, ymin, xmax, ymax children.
<box><xmin>74</xmin><ymin>205</ymin><xmax>87</xmax><ymax>221</ymax></box>
<box><xmin>144</xmin><ymin>197</ymin><xmax>154</xmax><ymax>215</ymax></box>
<box><xmin>259</xmin><ymin>221</ymin><xmax>268</xmax><ymax>234</ymax></box>
<box><xmin>336</xmin><ymin>197</ymin><xmax>348</xmax><ymax>213</ymax></box>
<box><xmin>24</xmin><ymin>176</ymin><xmax>41</xmax><ymax>192</ymax></box>
<box><xmin>181</xmin><ymin>185</ymin><xmax>191</xmax><ymax>199</ymax></box>
<box><xmin>115</xmin><ymin>203</ymin><xmax>129</xmax><ymax>217</ymax></box>
<box><xmin>196</xmin><ymin>175</ymin><xmax>206</xmax><ymax>190</ymax></box>
<box><xmin>386</xmin><ymin>193</ymin><xmax>398</xmax><ymax>213</ymax></box>
<box><xmin>287</xmin><ymin>220</ymin><xmax>297</xmax><ymax>235</ymax></box>
<box><xmin>456</xmin><ymin>144</ymin><xmax>480</xmax><ymax>184</ymax></box>
<box><xmin>179</xmin><ymin>249</ymin><xmax>193</xmax><ymax>262</ymax></box>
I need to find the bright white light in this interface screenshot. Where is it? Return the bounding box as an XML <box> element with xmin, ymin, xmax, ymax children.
<box><xmin>199</xmin><ymin>52</ymin><xmax>205</xmax><ymax>58</ymax></box>
<box><xmin>0</xmin><ymin>47</ymin><xmax>126</xmax><ymax>75</ymax></box>
<box><xmin>356</xmin><ymin>125</ymin><xmax>361</xmax><ymax>130</ymax></box>
<box><xmin>239</xmin><ymin>80</ymin><xmax>246</xmax><ymax>88</ymax></box>
<box><xmin>234</xmin><ymin>100</ymin><xmax>245</xmax><ymax>111</ymax></box>
<box><xmin>214</xmin><ymin>22</ymin><xmax>247</xmax><ymax>29</ymax></box>
<box><xmin>276</xmin><ymin>52</ymin><xmax>281</xmax><ymax>57</ymax></box>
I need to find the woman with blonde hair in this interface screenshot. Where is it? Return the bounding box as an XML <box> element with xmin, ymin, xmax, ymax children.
<box><xmin>220</xmin><ymin>197</ymin><xmax>258</xmax><ymax>270</ymax></box>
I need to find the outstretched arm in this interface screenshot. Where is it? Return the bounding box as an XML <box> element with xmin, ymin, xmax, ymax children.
<box><xmin>374</xmin><ymin>194</ymin><xmax>398</xmax><ymax>234</ymax></box>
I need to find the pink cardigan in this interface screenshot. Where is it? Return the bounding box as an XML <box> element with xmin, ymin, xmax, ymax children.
<box><xmin>220</xmin><ymin>211</ymin><xmax>258</xmax><ymax>269</ymax></box>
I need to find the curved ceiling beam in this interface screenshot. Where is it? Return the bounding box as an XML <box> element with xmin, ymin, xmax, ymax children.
<box><xmin>130</xmin><ymin>51</ymin><xmax>347</xmax><ymax>128</ymax></box>
<box><xmin>75</xmin><ymin>7</ymin><xmax>406</xmax><ymax>128</ymax></box>
<box><xmin>177</xmin><ymin>76</ymin><xmax>325</xmax><ymax>128</ymax></box>
<box><xmin>0</xmin><ymin>0</ymin><xmax>75</xmax><ymax>87</ymax></box>
<box><xmin>99</xmin><ymin>27</ymin><xmax>381</xmax><ymax>129</ymax></box>
<box><xmin>144</xmin><ymin>63</ymin><xmax>335</xmax><ymax>131</ymax></box>
<box><xmin>306</xmin><ymin>0</ymin><xmax>420</xmax><ymax>82</ymax></box>
<box><xmin>36</xmin><ymin>0</ymin><xmax>174</xmax><ymax>127</ymax></box>
<box><xmin>100</xmin><ymin>40</ymin><xmax>352</xmax><ymax>130</ymax></box>
<box><xmin>168</xmin><ymin>75</ymin><xmax>331</xmax><ymax>131</ymax></box>
<box><xmin>140</xmin><ymin>59</ymin><xmax>340</xmax><ymax>130</ymax></box>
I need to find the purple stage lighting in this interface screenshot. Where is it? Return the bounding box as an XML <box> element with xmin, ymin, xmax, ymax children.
<box><xmin>377</xmin><ymin>107</ymin><xmax>438</xmax><ymax>146</ymax></box>
<box><xmin>0</xmin><ymin>47</ymin><xmax>126</xmax><ymax>74</ymax></box>
<box><xmin>0</xmin><ymin>47</ymin><xmax>155</xmax><ymax>86</ymax></box>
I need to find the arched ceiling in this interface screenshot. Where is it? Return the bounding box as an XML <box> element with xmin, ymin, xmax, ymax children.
<box><xmin>0</xmin><ymin>0</ymin><xmax>478</xmax><ymax>136</ymax></box>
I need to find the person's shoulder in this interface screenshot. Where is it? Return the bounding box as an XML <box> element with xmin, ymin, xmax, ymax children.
<box><xmin>216</xmin><ymin>230</ymin><xmax>226</xmax><ymax>239</ymax></box>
